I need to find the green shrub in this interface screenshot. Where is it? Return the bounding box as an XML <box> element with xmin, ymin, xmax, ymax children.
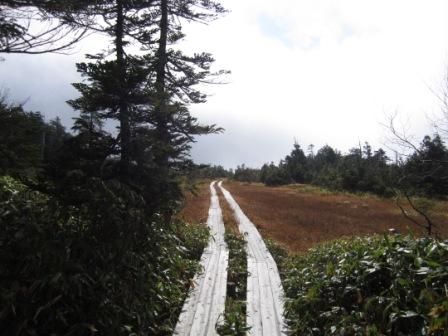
<box><xmin>217</xmin><ymin>231</ymin><xmax>249</xmax><ymax>335</ymax></box>
<box><xmin>281</xmin><ymin>235</ymin><xmax>448</xmax><ymax>335</ymax></box>
<box><xmin>0</xmin><ymin>176</ymin><xmax>208</xmax><ymax>335</ymax></box>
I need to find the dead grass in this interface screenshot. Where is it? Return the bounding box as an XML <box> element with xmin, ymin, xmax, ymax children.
<box><xmin>223</xmin><ymin>181</ymin><xmax>448</xmax><ymax>254</ymax></box>
<box><xmin>217</xmin><ymin>187</ymin><xmax>240</xmax><ymax>235</ymax></box>
<box><xmin>177</xmin><ymin>180</ymin><xmax>211</xmax><ymax>225</ymax></box>
<box><xmin>178</xmin><ymin>179</ymin><xmax>242</xmax><ymax>235</ymax></box>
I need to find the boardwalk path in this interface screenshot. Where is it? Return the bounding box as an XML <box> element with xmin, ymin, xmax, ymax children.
<box><xmin>219</xmin><ymin>181</ymin><xmax>287</xmax><ymax>336</ymax></box>
<box><xmin>174</xmin><ymin>181</ymin><xmax>229</xmax><ymax>336</ymax></box>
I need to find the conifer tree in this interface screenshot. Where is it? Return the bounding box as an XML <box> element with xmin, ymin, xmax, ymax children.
<box><xmin>66</xmin><ymin>0</ymin><xmax>226</xmax><ymax>212</ymax></box>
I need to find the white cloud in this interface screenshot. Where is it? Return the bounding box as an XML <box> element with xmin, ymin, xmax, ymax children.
<box><xmin>1</xmin><ymin>1</ymin><xmax>447</xmax><ymax>168</ymax></box>
<box><xmin>185</xmin><ymin>0</ymin><xmax>448</xmax><ymax>167</ymax></box>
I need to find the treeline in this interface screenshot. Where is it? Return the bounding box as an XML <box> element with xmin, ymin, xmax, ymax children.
<box><xmin>188</xmin><ymin>164</ymin><xmax>233</xmax><ymax>180</ymax></box>
<box><xmin>1</xmin><ymin>1</ymin><xmax>225</xmax><ymax>335</ymax></box>
<box><xmin>233</xmin><ymin>136</ymin><xmax>448</xmax><ymax>198</ymax></box>
<box><xmin>0</xmin><ymin>98</ymin><xmax>70</xmax><ymax>175</ymax></box>
<box><xmin>187</xmin><ymin>163</ymin><xmax>259</xmax><ymax>182</ymax></box>
<box><xmin>261</xmin><ymin>142</ymin><xmax>393</xmax><ymax>195</ymax></box>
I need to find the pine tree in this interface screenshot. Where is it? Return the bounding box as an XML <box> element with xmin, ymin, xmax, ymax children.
<box><xmin>65</xmin><ymin>0</ymin><xmax>227</xmax><ymax>213</ymax></box>
<box><xmin>285</xmin><ymin>143</ymin><xmax>307</xmax><ymax>183</ymax></box>
<box><xmin>403</xmin><ymin>134</ymin><xmax>448</xmax><ymax>196</ymax></box>
<box><xmin>149</xmin><ymin>0</ymin><xmax>227</xmax><ymax>169</ymax></box>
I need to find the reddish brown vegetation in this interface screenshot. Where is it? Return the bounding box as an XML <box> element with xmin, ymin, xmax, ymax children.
<box><xmin>178</xmin><ymin>181</ymin><xmax>240</xmax><ymax>234</ymax></box>
<box><xmin>180</xmin><ymin>180</ymin><xmax>448</xmax><ymax>254</ymax></box>
<box><xmin>223</xmin><ymin>181</ymin><xmax>448</xmax><ymax>253</ymax></box>
<box><xmin>217</xmin><ymin>190</ymin><xmax>239</xmax><ymax>234</ymax></box>
<box><xmin>178</xmin><ymin>181</ymin><xmax>211</xmax><ymax>225</ymax></box>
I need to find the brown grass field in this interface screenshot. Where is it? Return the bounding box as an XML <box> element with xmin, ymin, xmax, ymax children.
<box><xmin>177</xmin><ymin>180</ymin><xmax>211</xmax><ymax>225</ymax></box>
<box><xmin>181</xmin><ymin>180</ymin><xmax>448</xmax><ymax>253</ymax></box>
<box><xmin>218</xmin><ymin>190</ymin><xmax>240</xmax><ymax>234</ymax></box>
<box><xmin>177</xmin><ymin>180</ymin><xmax>240</xmax><ymax>234</ymax></box>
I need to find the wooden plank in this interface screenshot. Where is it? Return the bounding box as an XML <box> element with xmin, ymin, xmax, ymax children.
<box><xmin>174</xmin><ymin>181</ymin><xmax>229</xmax><ymax>336</ymax></box>
<box><xmin>219</xmin><ymin>182</ymin><xmax>287</xmax><ymax>336</ymax></box>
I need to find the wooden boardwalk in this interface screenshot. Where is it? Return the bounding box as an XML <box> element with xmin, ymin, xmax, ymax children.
<box><xmin>174</xmin><ymin>181</ymin><xmax>229</xmax><ymax>336</ymax></box>
<box><xmin>219</xmin><ymin>181</ymin><xmax>287</xmax><ymax>336</ymax></box>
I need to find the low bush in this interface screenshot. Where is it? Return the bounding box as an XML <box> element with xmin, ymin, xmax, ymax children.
<box><xmin>281</xmin><ymin>235</ymin><xmax>448</xmax><ymax>335</ymax></box>
<box><xmin>0</xmin><ymin>176</ymin><xmax>208</xmax><ymax>335</ymax></box>
<box><xmin>217</xmin><ymin>231</ymin><xmax>249</xmax><ymax>336</ymax></box>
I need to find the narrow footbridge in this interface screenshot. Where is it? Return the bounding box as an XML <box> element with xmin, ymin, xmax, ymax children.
<box><xmin>174</xmin><ymin>181</ymin><xmax>229</xmax><ymax>336</ymax></box>
<box><xmin>175</xmin><ymin>181</ymin><xmax>287</xmax><ymax>336</ymax></box>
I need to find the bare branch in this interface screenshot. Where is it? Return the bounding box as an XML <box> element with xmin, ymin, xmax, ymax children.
<box><xmin>395</xmin><ymin>190</ymin><xmax>437</xmax><ymax>236</ymax></box>
<box><xmin>405</xmin><ymin>194</ymin><xmax>437</xmax><ymax>234</ymax></box>
<box><xmin>396</xmin><ymin>195</ymin><xmax>426</xmax><ymax>229</ymax></box>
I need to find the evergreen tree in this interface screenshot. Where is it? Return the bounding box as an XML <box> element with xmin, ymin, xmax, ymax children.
<box><xmin>64</xmin><ymin>0</ymin><xmax>227</xmax><ymax>213</ymax></box>
<box><xmin>362</xmin><ymin>141</ymin><xmax>372</xmax><ymax>159</ymax></box>
<box><xmin>234</xmin><ymin>164</ymin><xmax>261</xmax><ymax>183</ymax></box>
<box><xmin>0</xmin><ymin>96</ymin><xmax>70</xmax><ymax>175</ymax></box>
<box><xmin>144</xmin><ymin>0</ymin><xmax>227</xmax><ymax>209</ymax></box>
<box><xmin>259</xmin><ymin>162</ymin><xmax>290</xmax><ymax>186</ymax></box>
<box><xmin>43</xmin><ymin>117</ymin><xmax>70</xmax><ymax>163</ymax></box>
<box><xmin>0</xmin><ymin>99</ymin><xmax>44</xmax><ymax>173</ymax></box>
<box><xmin>403</xmin><ymin>134</ymin><xmax>448</xmax><ymax>196</ymax></box>
<box><xmin>0</xmin><ymin>2</ymin><xmax>228</xmax><ymax>334</ymax></box>
<box><xmin>284</xmin><ymin>143</ymin><xmax>307</xmax><ymax>183</ymax></box>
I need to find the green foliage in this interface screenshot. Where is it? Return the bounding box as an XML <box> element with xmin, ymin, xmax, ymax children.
<box><xmin>175</xmin><ymin>220</ymin><xmax>210</xmax><ymax>262</ymax></box>
<box><xmin>217</xmin><ymin>299</ymin><xmax>248</xmax><ymax>336</ymax></box>
<box><xmin>65</xmin><ymin>0</ymin><xmax>226</xmax><ymax>213</ymax></box>
<box><xmin>402</xmin><ymin>134</ymin><xmax>448</xmax><ymax>197</ymax></box>
<box><xmin>1</xmin><ymin>1</ymin><xmax>226</xmax><ymax>335</ymax></box>
<box><xmin>265</xmin><ymin>238</ymin><xmax>289</xmax><ymax>275</ymax></box>
<box><xmin>0</xmin><ymin>176</ymin><xmax>208</xmax><ymax>335</ymax></box>
<box><xmin>280</xmin><ymin>235</ymin><xmax>448</xmax><ymax>335</ymax></box>
<box><xmin>188</xmin><ymin>164</ymin><xmax>233</xmax><ymax>180</ymax></box>
<box><xmin>0</xmin><ymin>102</ymin><xmax>43</xmax><ymax>173</ymax></box>
<box><xmin>233</xmin><ymin>164</ymin><xmax>261</xmax><ymax>183</ymax></box>
<box><xmin>258</xmin><ymin>141</ymin><xmax>409</xmax><ymax>197</ymax></box>
<box><xmin>217</xmin><ymin>231</ymin><xmax>250</xmax><ymax>335</ymax></box>
<box><xmin>0</xmin><ymin>98</ymin><xmax>70</xmax><ymax>177</ymax></box>
<box><xmin>259</xmin><ymin>136</ymin><xmax>448</xmax><ymax>199</ymax></box>
<box><xmin>0</xmin><ymin>98</ymin><xmax>69</xmax><ymax>178</ymax></box>
<box><xmin>284</xmin><ymin>143</ymin><xmax>307</xmax><ymax>183</ymax></box>
<box><xmin>260</xmin><ymin>162</ymin><xmax>291</xmax><ymax>186</ymax></box>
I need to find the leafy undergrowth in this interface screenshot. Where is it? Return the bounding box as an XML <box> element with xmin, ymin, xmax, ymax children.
<box><xmin>265</xmin><ymin>238</ymin><xmax>289</xmax><ymax>274</ymax></box>
<box><xmin>0</xmin><ymin>176</ymin><xmax>209</xmax><ymax>335</ymax></box>
<box><xmin>273</xmin><ymin>235</ymin><xmax>448</xmax><ymax>335</ymax></box>
<box><xmin>217</xmin><ymin>231</ymin><xmax>250</xmax><ymax>335</ymax></box>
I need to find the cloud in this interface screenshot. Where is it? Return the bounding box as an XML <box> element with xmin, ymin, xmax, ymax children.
<box><xmin>257</xmin><ymin>13</ymin><xmax>296</xmax><ymax>48</ymax></box>
<box><xmin>1</xmin><ymin>53</ymin><xmax>80</xmax><ymax>127</ymax></box>
<box><xmin>1</xmin><ymin>0</ymin><xmax>447</xmax><ymax>168</ymax></box>
<box><xmin>185</xmin><ymin>0</ymin><xmax>448</xmax><ymax>167</ymax></box>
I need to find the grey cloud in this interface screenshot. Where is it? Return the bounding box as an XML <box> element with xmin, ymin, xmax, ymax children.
<box><xmin>1</xmin><ymin>53</ymin><xmax>82</xmax><ymax>128</ymax></box>
<box><xmin>191</xmin><ymin>119</ymin><xmax>295</xmax><ymax>169</ymax></box>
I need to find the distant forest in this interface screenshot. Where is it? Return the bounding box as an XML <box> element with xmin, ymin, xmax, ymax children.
<box><xmin>197</xmin><ymin>136</ymin><xmax>448</xmax><ymax>199</ymax></box>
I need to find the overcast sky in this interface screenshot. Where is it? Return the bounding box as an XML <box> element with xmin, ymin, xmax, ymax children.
<box><xmin>1</xmin><ymin>0</ymin><xmax>448</xmax><ymax>169</ymax></box>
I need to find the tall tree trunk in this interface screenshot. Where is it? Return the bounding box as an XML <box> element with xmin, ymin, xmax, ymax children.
<box><xmin>154</xmin><ymin>0</ymin><xmax>169</xmax><ymax>168</ymax></box>
<box><xmin>154</xmin><ymin>0</ymin><xmax>172</xmax><ymax>222</ymax></box>
<box><xmin>116</xmin><ymin>0</ymin><xmax>131</xmax><ymax>179</ymax></box>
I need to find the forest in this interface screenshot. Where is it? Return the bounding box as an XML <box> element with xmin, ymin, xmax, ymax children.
<box><xmin>231</xmin><ymin>135</ymin><xmax>448</xmax><ymax>198</ymax></box>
